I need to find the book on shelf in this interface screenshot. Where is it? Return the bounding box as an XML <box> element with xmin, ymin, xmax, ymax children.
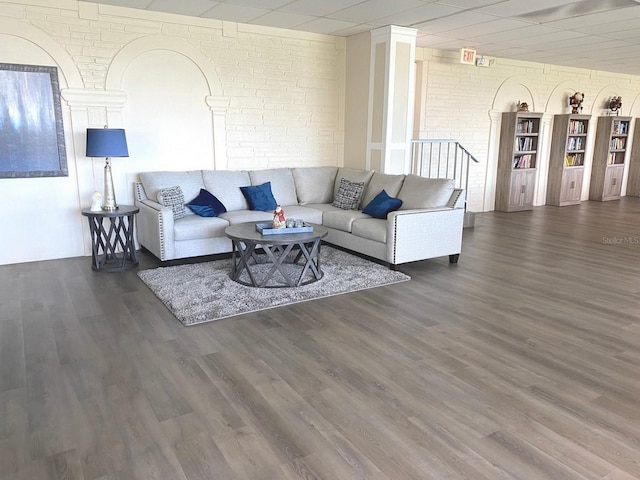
<box><xmin>613</xmin><ymin>121</ymin><xmax>629</xmax><ymax>135</ymax></box>
<box><xmin>565</xmin><ymin>154</ymin><xmax>583</xmax><ymax>166</ymax></box>
<box><xmin>607</xmin><ymin>152</ymin><xmax>624</xmax><ymax>165</ymax></box>
<box><xmin>513</xmin><ymin>154</ymin><xmax>533</xmax><ymax>169</ymax></box>
<box><xmin>569</xmin><ymin>120</ymin><xmax>586</xmax><ymax>134</ymax></box>
<box><xmin>517</xmin><ymin>136</ymin><xmax>534</xmax><ymax>151</ymax></box>
<box><xmin>613</xmin><ymin>121</ymin><xmax>628</xmax><ymax>135</ymax></box>
<box><xmin>567</xmin><ymin>137</ymin><xmax>584</xmax><ymax>151</ymax></box>
<box><xmin>516</xmin><ymin>120</ymin><xmax>535</xmax><ymax>134</ymax></box>
<box><xmin>610</xmin><ymin>138</ymin><xmax>626</xmax><ymax>150</ymax></box>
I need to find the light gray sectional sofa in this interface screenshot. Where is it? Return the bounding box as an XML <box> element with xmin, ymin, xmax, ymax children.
<box><xmin>134</xmin><ymin>166</ymin><xmax>465</xmax><ymax>268</ymax></box>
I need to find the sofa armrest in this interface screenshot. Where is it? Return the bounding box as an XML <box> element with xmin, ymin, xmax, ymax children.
<box><xmin>447</xmin><ymin>188</ymin><xmax>466</xmax><ymax>209</ymax></box>
<box><xmin>386</xmin><ymin>207</ymin><xmax>464</xmax><ymax>265</ymax></box>
<box><xmin>135</xmin><ymin>198</ymin><xmax>175</xmax><ymax>261</ymax></box>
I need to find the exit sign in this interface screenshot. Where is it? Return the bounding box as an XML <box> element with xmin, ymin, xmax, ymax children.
<box><xmin>460</xmin><ymin>48</ymin><xmax>476</xmax><ymax>65</ymax></box>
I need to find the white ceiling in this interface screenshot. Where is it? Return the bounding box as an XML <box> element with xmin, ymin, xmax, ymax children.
<box><xmin>85</xmin><ymin>0</ymin><xmax>640</xmax><ymax>76</ymax></box>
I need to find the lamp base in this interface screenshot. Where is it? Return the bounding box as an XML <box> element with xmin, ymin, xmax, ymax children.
<box><xmin>102</xmin><ymin>158</ymin><xmax>118</xmax><ymax>211</ymax></box>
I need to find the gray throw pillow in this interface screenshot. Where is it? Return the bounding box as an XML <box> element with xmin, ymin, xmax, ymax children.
<box><xmin>157</xmin><ymin>186</ymin><xmax>186</xmax><ymax>220</ymax></box>
<box><xmin>332</xmin><ymin>178</ymin><xmax>365</xmax><ymax>210</ymax></box>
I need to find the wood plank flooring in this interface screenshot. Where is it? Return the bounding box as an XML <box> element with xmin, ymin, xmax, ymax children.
<box><xmin>1</xmin><ymin>198</ymin><xmax>640</xmax><ymax>479</ymax></box>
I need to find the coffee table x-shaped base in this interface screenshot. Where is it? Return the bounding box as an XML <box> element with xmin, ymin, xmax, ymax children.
<box><xmin>230</xmin><ymin>237</ymin><xmax>324</xmax><ymax>287</ymax></box>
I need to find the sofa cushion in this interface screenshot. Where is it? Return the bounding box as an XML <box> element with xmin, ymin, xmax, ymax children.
<box><xmin>332</xmin><ymin>178</ymin><xmax>365</xmax><ymax>210</ymax></box>
<box><xmin>279</xmin><ymin>205</ymin><xmax>324</xmax><ymax>225</ymax></box>
<box><xmin>398</xmin><ymin>175</ymin><xmax>455</xmax><ymax>209</ymax></box>
<box><xmin>220</xmin><ymin>210</ymin><xmax>274</xmax><ymax>224</ymax></box>
<box><xmin>352</xmin><ymin>218</ymin><xmax>387</xmax><ymax>243</ymax></box>
<box><xmin>240</xmin><ymin>182</ymin><xmax>278</xmax><ymax>211</ymax></box>
<box><xmin>322</xmin><ymin>209</ymin><xmax>369</xmax><ymax>233</ymax></box>
<box><xmin>249</xmin><ymin>168</ymin><xmax>298</xmax><ymax>206</ymax></box>
<box><xmin>292</xmin><ymin>166</ymin><xmax>338</xmax><ymax>204</ymax></box>
<box><xmin>362</xmin><ymin>190</ymin><xmax>402</xmax><ymax>219</ymax></box>
<box><xmin>139</xmin><ymin>170</ymin><xmax>204</xmax><ymax>207</ymax></box>
<box><xmin>333</xmin><ymin>168</ymin><xmax>374</xmax><ymax>208</ymax></box>
<box><xmin>202</xmin><ymin>170</ymin><xmax>251</xmax><ymax>212</ymax></box>
<box><xmin>157</xmin><ymin>186</ymin><xmax>186</xmax><ymax>220</ymax></box>
<box><xmin>185</xmin><ymin>188</ymin><xmax>227</xmax><ymax>217</ymax></box>
<box><xmin>173</xmin><ymin>215</ymin><xmax>229</xmax><ymax>241</ymax></box>
<box><xmin>361</xmin><ymin>172</ymin><xmax>405</xmax><ymax>207</ymax></box>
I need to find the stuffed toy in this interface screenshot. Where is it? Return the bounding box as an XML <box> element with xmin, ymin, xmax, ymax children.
<box><xmin>569</xmin><ymin>92</ymin><xmax>584</xmax><ymax>114</ymax></box>
<box><xmin>609</xmin><ymin>96</ymin><xmax>622</xmax><ymax>114</ymax></box>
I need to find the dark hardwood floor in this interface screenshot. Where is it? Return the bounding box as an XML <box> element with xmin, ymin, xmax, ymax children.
<box><xmin>2</xmin><ymin>199</ymin><xmax>640</xmax><ymax>479</ymax></box>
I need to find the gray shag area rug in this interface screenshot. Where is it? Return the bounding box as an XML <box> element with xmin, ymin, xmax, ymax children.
<box><xmin>138</xmin><ymin>246</ymin><xmax>410</xmax><ymax>326</ymax></box>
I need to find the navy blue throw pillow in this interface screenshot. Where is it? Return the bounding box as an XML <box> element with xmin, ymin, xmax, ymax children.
<box><xmin>240</xmin><ymin>182</ymin><xmax>278</xmax><ymax>211</ymax></box>
<box><xmin>362</xmin><ymin>189</ymin><xmax>403</xmax><ymax>219</ymax></box>
<box><xmin>186</xmin><ymin>189</ymin><xmax>227</xmax><ymax>217</ymax></box>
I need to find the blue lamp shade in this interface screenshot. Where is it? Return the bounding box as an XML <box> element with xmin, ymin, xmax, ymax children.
<box><xmin>86</xmin><ymin>128</ymin><xmax>129</xmax><ymax>157</ymax></box>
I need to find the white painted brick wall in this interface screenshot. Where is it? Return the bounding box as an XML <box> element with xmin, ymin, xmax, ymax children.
<box><xmin>1</xmin><ymin>0</ymin><xmax>345</xmax><ymax>169</ymax></box>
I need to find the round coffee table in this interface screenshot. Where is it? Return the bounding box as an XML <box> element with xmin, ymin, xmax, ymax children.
<box><xmin>225</xmin><ymin>222</ymin><xmax>328</xmax><ymax>287</ymax></box>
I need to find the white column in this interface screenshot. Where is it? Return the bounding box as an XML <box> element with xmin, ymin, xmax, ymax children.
<box><xmin>483</xmin><ymin>110</ymin><xmax>503</xmax><ymax>211</ymax></box>
<box><xmin>366</xmin><ymin>26</ymin><xmax>417</xmax><ymax>174</ymax></box>
<box><xmin>535</xmin><ymin>112</ymin><xmax>554</xmax><ymax>205</ymax></box>
<box><xmin>206</xmin><ymin>95</ymin><xmax>230</xmax><ymax>170</ymax></box>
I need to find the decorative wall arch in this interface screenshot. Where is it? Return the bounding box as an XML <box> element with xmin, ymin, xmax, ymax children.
<box><xmin>629</xmin><ymin>92</ymin><xmax>640</xmax><ymax>118</ymax></box>
<box><xmin>491</xmin><ymin>75</ymin><xmax>540</xmax><ymax>113</ymax></box>
<box><xmin>592</xmin><ymin>84</ymin><xmax>627</xmax><ymax>116</ymax></box>
<box><xmin>106</xmin><ymin>35</ymin><xmax>222</xmax><ymax>96</ymax></box>
<box><xmin>546</xmin><ymin>80</ymin><xmax>587</xmax><ymax>114</ymax></box>
<box><xmin>0</xmin><ymin>18</ymin><xmax>82</xmax><ymax>88</ymax></box>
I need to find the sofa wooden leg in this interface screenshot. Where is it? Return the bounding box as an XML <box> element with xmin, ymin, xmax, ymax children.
<box><xmin>449</xmin><ymin>254</ymin><xmax>460</xmax><ymax>264</ymax></box>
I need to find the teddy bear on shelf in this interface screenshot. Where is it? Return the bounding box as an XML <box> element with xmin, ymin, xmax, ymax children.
<box><xmin>272</xmin><ymin>205</ymin><xmax>286</xmax><ymax>229</ymax></box>
<box><xmin>516</xmin><ymin>101</ymin><xmax>529</xmax><ymax>112</ymax></box>
<box><xmin>569</xmin><ymin>91</ymin><xmax>584</xmax><ymax>114</ymax></box>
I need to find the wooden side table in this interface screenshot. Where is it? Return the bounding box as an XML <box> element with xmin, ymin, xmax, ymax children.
<box><xmin>81</xmin><ymin>205</ymin><xmax>139</xmax><ymax>272</ymax></box>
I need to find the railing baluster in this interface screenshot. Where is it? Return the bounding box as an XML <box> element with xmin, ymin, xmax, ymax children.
<box><xmin>409</xmin><ymin>139</ymin><xmax>480</xmax><ymax>210</ymax></box>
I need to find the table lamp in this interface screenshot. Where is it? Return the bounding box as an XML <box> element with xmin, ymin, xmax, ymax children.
<box><xmin>86</xmin><ymin>127</ymin><xmax>129</xmax><ymax>211</ymax></box>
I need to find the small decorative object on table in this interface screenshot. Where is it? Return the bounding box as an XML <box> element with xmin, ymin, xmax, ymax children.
<box><xmin>609</xmin><ymin>96</ymin><xmax>622</xmax><ymax>115</ymax></box>
<box><xmin>569</xmin><ymin>91</ymin><xmax>584</xmax><ymax>114</ymax></box>
<box><xmin>90</xmin><ymin>191</ymin><xmax>103</xmax><ymax>211</ymax></box>
<box><xmin>273</xmin><ymin>205</ymin><xmax>286</xmax><ymax>229</ymax></box>
<box><xmin>517</xmin><ymin>101</ymin><xmax>529</xmax><ymax>112</ymax></box>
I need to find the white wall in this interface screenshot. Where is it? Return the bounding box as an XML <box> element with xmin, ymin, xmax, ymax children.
<box><xmin>0</xmin><ymin>0</ymin><xmax>346</xmax><ymax>265</ymax></box>
<box><xmin>414</xmin><ymin>48</ymin><xmax>640</xmax><ymax>212</ymax></box>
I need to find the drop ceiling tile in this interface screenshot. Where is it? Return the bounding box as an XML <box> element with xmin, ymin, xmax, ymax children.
<box><xmin>83</xmin><ymin>0</ymin><xmax>151</xmax><ymax>7</ymax></box>
<box><xmin>292</xmin><ymin>17</ymin><xmax>359</xmax><ymax>34</ymax></box>
<box><xmin>221</xmin><ymin>0</ymin><xmax>291</xmax><ymax>8</ymax></box>
<box><xmin>415</xmin><ymin>10</ymin><xmax>502</xmax><ymax>34</ymax></box>
<box><xmin>147</xmin><ymin>0</ymin><xmax>219</xmax><ymax>16</ymax></box>
<box><xmin>434</xmin><ymin>0</ymin><xmax>505</xmax><ymax>8</ymax></box>
<box><xmin>442</xmin><ymin>18</ymin><xmax>530</xmax><ymax>39</ymax></box>
<box><xmin>251</xmin><ymin>11</ymin><xmax>317</xmax><ymax>28</ymax></box>
<box><xmin>543</xmin><ymin>8</ymin><xmax>640</xmax><ymax>28</ymax></box>
<box><xmin>201</xmin><ymin>3</ymin><xmax>268</xmax><ymax>21</ymax></box>
<box><xmin>279</xmin><ymin>0</ymin><xmax>365</xmax><ymax>17</ymax></box>
<box><xmin>477</xmin><ymin>0</ymin><xmax>581</xmax><ymax>17</ymax></box>
<box><xmin>333</xmin><ymin>23</ymin><xmax>378</xmax><ymax>36</ymax></box>
<box><xmin>327</xmin><ymin>0</ymin><xmax>426</xmax><ymax>23</ymax></box>
<box><xmin>368</xmin><ymin>3</ymin><xmax>465</xmax><ymax>27</ymax></box>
